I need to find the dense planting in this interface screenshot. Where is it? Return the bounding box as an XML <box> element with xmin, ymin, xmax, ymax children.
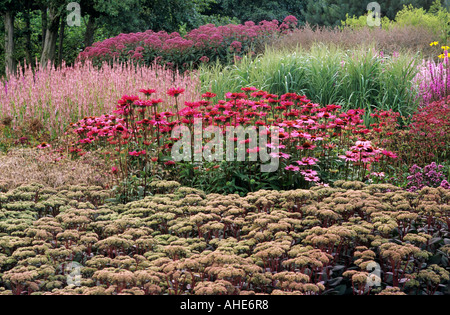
<box><xmin>0</xmin><ymin>181</ymin><xmax>449</xmax><ymax>295</ymax></box>
<box><xmin>198</xmin><ymin>45</ymin><xmax>422</xmax><ymax>118</ymax></box>
<box><xmin>79</xmin><ymin>17</ymin><xmax>299</xmax><ymax>71</ymax></box>
<box><xmin>1</xmin><ymin>7</ymin><xmax>450</xmax><ymax>297</ymax></box>
<box><xmin>65</xmin><ymin>88</ymin><xmax>403</xmax><ymax>201</ymax></box>
<box><xmin>0</xmin><ymin>61</ymin><xmax>200</xmax><ymax>143</ymax></box>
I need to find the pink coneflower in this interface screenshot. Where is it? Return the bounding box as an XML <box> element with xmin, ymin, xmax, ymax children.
<box><xmin>304</xmin><ymin>174</ymin><xmax>321</xmax><ymax>182</ymax></box>
<box><xmin>164</xmin><ymin>160</ymin><xmax>176</xmax><ymax>166</ymax></box>
<box><xmin>351</xmin><ymin>141</ymin><xmax>373</xmax><ymax>151</ymax></box>
<box><xmin>79</xmin><ymin>138</ymin><xmax>94</xmax><ymax>144</ymax></box>
<box><xmin>297</xmin><ymin>157</ymin><xmax>319</xmax><ymax>166</ymax></box>
<box><xmin>37</xmin><ymin>142</ymin><xmax>51</xmax><ymax>149</ymax></box>
<box><xmin>339</xmin><ymin>151</ymin><xmax>358</xmax><ymax>162</ymax></box>
<box><xmin>382</xmin><ymin>150</ymin><xmax>398</xmax><ymax>159</ymax></box>
<box><xmin>270</xmin><ymin>152</ymin><xmax>291</xmax><ymax>159</ymax></box>
<box><xmin>371</xmin><ymin>172</ymin><xmax>385</xmax><ymax>178</ymax></box>
<box><xmin>266</xmin><ymin>143</ymin><xmax>286</xmax><ymax>150</ymax></box>
<box><xmin>296</xmin><ymin>141</ymin><xmax>316</xmax><ymax>150</ymax></box>
<box><xmin>285</xmin><ymin>165</ymin><xmax>300</xmax><ymax>172</ymax></box>
<box><xmin>297</xmin><ymin>116</ymin><xmax>316</xmax><ymax>125</ymax></box>
<box><xmin>301</xmin><ymin>169</ymin><xmax>318</xmax><ymax>177</ymax></box>
<box><xmin>316</xmin><ymin>111</ymin><xmax>336</xmax><ymax>119</ymax></box>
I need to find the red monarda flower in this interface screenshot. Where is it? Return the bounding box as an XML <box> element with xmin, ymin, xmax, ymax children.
<box><xmin>139</xmin><ymin>89</ymin><xmax>157</xmax><ymax>96</ymax></box>
<box><xmin>151</xmin><ymin>99</ymin><xmax>164</xmax><ymax>106</ymax></box>
<box><xmin>202</xmin><ymin>92</ymin><xmax>217</xmax><ymax>99</ymax></box>
<box><xmin>129</xmin><ymin>150</ymin><xmax>146</xmax><ymax>156</ymax></box>
<box><xmin>225</xmin><ymin>92</ymin><xmax>247</xmax><ymax>100</ymax></box>
<box><xmin>118</xmin><ymin>95</ymin><xmax>140</xmax><ymax>106</ymax></box>
<box><xmin>167</xmin><ymin>87</ymin><xmax>186</xmax><ymax>97</ymax></box>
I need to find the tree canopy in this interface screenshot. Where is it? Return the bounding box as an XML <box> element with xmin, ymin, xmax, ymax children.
<box><xmin>0</xmin><ymin>0</ymin><xmax>446</xmax><ymax>75</ymax></box>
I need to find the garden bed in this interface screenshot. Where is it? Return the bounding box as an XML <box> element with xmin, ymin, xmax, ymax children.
<box><xmin>0</xmin><ymin>180</ymin><xmax>448</xmax><ymax>295</ymax></box>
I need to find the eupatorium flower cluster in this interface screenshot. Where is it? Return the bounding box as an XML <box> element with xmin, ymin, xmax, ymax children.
<box><xmin>79</xmin><ymin>16</ymin><xmax>299</xmax><ymax>70</ymax></box>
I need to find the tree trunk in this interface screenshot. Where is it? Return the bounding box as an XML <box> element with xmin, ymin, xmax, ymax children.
<box><xmin>40</xmin><ymin>7</ymin><xmax>61</xmax><ymax>67</ymax></box>
<box><xmin>41</xmin><ymin>8</ymin><xmax>47</xmax><ymax>48</ymax></box>
<box><xmin>84</xmin><ymin>15</ymin><xmax>96</xmax><ymax>49</ymax></box>
<box><xmin>4</xmin><ymin>11</ymin><xmax>16</xmax><ymax>75</ymax></box>
<box><xmin>58</xmin><ymin>13</ymin><xmax>66</xmax><ymax>66</ymax></box>
<box><xmin>24</xmin><ymin>8</ymin><xmax>33</xmax><ymax>67</ymax></box>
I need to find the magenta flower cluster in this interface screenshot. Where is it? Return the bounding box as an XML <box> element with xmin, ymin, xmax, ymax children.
<box><xmin>406</xmin><ymin>162</ymin><xmax>450</xmax><ymax>192</ymax></box>
<box><xmin>79</xmin><ymin>16</ymin><xmax>299</xmax><ymax>70</ymax></box>
<box><xmin>414</xmin><ymin>50</ymin><xmax>449</xmax><ymax>106</ymax></box>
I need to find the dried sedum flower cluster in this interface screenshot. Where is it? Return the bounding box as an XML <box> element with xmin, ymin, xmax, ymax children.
<box><xmin>0</xmin><ymin>181</ymin><xmax>449</xmax><ymax>295</ymax></box>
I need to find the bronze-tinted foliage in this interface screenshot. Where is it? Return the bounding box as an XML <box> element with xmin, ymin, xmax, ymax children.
<box><xmin>0</xmin><ymin>181</ymin><xmax>449</xmax><ymax>295</ymax></box>
<box><xmin>271</xmin><ymin>24</ymin><xmax>436</xmax><ymax>59</ymax></box>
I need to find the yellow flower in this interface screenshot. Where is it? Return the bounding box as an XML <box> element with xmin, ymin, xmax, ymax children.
<box><xmin>430</xmin><ymin>41</ymin><xmax>439</xmax><ymax>46</ymax></box>
<box><xmin>442</xmin><ymin>46</ymin><xmax>450</xmax><ymax>50</ymax></box>
<box><xmin>438</xmin><ymin>54</ymin><xmax>446</xmax><ymax>59</ymax></box>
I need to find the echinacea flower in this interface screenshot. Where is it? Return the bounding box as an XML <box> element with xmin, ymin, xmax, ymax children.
<box><xmin>285</xmin><ymin>165</ymin><xmax>300</xmax><ymax>172</ymax></box>
<box><xmin>301</xmin><ymin>169</ymin><xmax>318</xmax><ymax>177</ymax></box>
<box><xmin>296</xmin><ymin>142</ymin><xmax>316</xmax><ymax>150</ymax></box>
<box><xmin>381</xmin><ymin>150</ymin><xmax>398</xmax><ymax>159</ymax></box>
<box><xmin>37</xmin><ymin>142</ymin><xmax>51</xmax><ymax>149</ymax></box>
<box><xmin>339</xmin><ymin>151</ymin><xmax>358</xmax><ymax>162</ymax></box>
<box><xmin>304</xmin><ymin>174</ymin><xmax>320</xmax><ymax>182</ymax></box>
<box><xmin>297</xmin><ymin>157</ymin><xmax>319</xmax><ymax>166</ymax></box>
<box><xmin>270</xmin><ymin>152</ymin><xmax>291</xmax><ymax>159</ymax></box>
